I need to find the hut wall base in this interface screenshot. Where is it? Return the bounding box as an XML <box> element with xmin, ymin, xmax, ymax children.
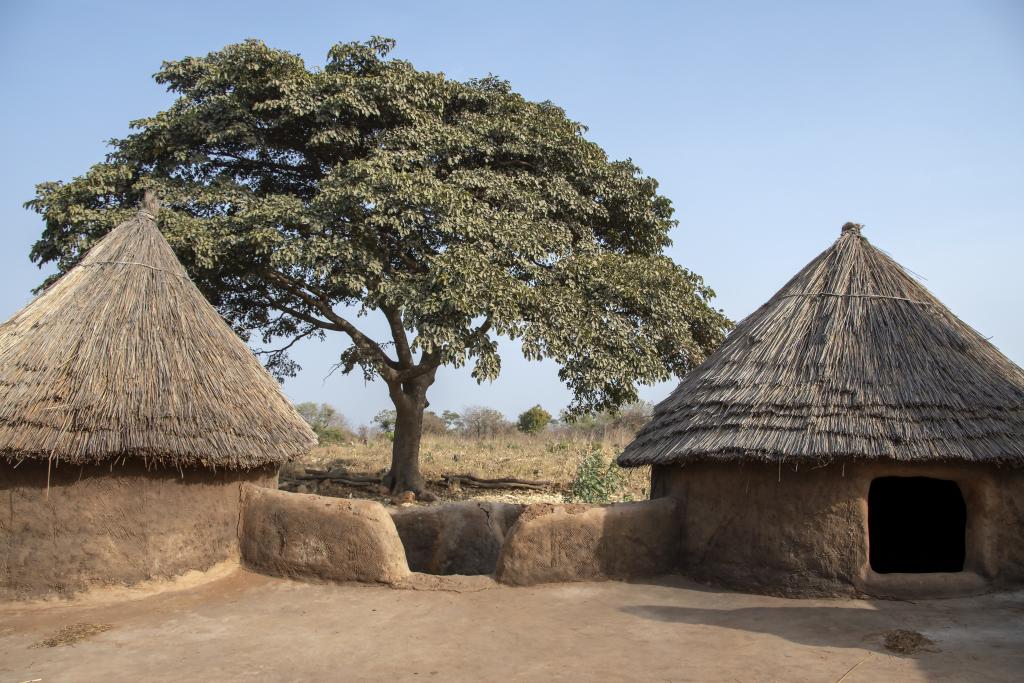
<box><xmin>653</xmin><ymin>461</ymin><xmax>1024</xmax><ymax>598</ymax></box>
<box><xmin>0</xmin><ymin>460</ymin><xmax>277</xmax><ymax>600</ymax></box>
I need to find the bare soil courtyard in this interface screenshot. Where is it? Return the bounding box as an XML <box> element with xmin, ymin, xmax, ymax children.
<box><xmin>2</xmin><ymin>568</ymin><xmax>1022</xmax><ymax>682</ymax></box>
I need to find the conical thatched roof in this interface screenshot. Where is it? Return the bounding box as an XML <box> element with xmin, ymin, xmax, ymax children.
<box><xmin>0</xmin><ymin>196</ymin><xmax>316</xmax><ymax>469</ymax></box>
<box><xmin>620</xmin><ymin>223</ymin><xmax>1024</xmax><ymax>468</ymax></box>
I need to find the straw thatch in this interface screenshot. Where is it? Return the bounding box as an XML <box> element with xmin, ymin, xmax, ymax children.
<box><xmin>619</xmin><ymin>223</ymin><xmax>1024</xmax><ymax>467</ymax></box>
<box><xmin>0</xmin><ymin>196</ymin><xmax>316</xmax><ymax>469</ymax></box>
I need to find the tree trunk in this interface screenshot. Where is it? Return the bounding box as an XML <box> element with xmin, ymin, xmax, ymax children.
<box><xmin>382</xmin><ymin>372</ymin><xmax>435</xmax><ymax>495</ymax></box>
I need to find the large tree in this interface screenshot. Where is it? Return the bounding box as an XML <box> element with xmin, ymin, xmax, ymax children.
<box><xmin>27</xmin><ymin>38</ymin><xmax>730</xmax><ymax>493</ymax></box>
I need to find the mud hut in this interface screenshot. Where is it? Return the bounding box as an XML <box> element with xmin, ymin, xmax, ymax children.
<box><xmin>0</xmin><ymin>195</ymin><xmax>317</xmax><ymax>599</ymax></box>
<box><xmin>619</xmin><ymin>223</ymin><xmax>1024</xmax><ymax>597</ymax></box>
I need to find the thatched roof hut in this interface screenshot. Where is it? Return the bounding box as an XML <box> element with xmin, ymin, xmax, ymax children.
<box><xmin>0</xmin><ymin>194</ymin><xmax>316</xmax><ymax>469</ymax></box>
<box><xmin>0</xmin><ymin>195</ymin><xmax>316</xmax><ymax>599</ymax></box>
<box><xmin>620</xmin><ymin>222</ymin><xmax>1024</xmax><ymax>468</ymax></box>
<box><xmin>620</xmin><ymin>224</ymin><xmax>1024</xmax><ymax>598</ymax></box>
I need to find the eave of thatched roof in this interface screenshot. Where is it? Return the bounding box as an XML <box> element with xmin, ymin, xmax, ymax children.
<box><xmin>619</xmin><ymin>223</ymin><xmax>1024</xmax><ymax>468</ymax></box>
<box><xmin>0</xmin><ymin>196</ymin><xmax>317</xmax><ymax>469</ymax></box>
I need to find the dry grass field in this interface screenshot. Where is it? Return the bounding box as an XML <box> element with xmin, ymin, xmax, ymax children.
<box><xmin>286</xmin><ymin>428</ymin><xmax>651</xmax><ymax>505</ymax></box>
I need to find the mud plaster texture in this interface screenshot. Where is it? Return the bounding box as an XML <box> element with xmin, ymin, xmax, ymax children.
<box><xmin>390</xmin><ymin>501</ymin><xmax>523</xmax><ymax>575</ymax></box>
<box><xmin>239</xmin><ymin>485</ymin><xmax>409</xmax><ymax>585</ymax></box>
<box><xmin>495</xmin><ymin>498</ymin><xmax>679</xmax><ymax>585</ymax></box>
<box><xmin>0</xmin><ymin>460</ymin><xmax>276</xmax><ymax>600</ymax></box>
<box><xmin>653</xmin><ymin>461</ymin><xmax>1024</xmax><ymax>598</ymax></box>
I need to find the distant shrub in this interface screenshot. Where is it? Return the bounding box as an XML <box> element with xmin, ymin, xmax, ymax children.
<box><xmin>441</xmin><ymin>410</ymin><xmax>463</xmax><ymax>432</ymax></box>
<box><xmin>461</xmin><ymin>406</ymin><xmax>513</xmax><ymax>438</ymax></box>
<box><xmin>367</xmin><ymin>408</ymin><xmax>445</xmax><ymax>438</ymax></box>
<box><xmin>315</xmin><ymin>426</ymin><xmax>352</xmax><ymax>445</ymax></box>
<box><xmin>558</xmin><ymin>401</ymin><xmax>654</xmax><ymax>439</ymax></box>
<box><xmin>517</xmin><ymin>405</ymin><xmax>552</xmax><ymax>434</ymax></box>
<box><xmin>422</xmin><ymin>411</ymin><xmax>447</xmax><ymax>435</ymax></box>
<box><xmin>295</xmin><ymin>402</ymin><xmax>354</xmax><ymax>444</ymax></box>
<box><xmin>609</xmin><ymin>401</ymin><xmax>655</xmax><ymax>433</ymax></box>
<box><xmin>356</xmin><ymin>425</ymin><xmax>371</xmax><ymax>444</ymax></box>
<box><xmin>372</xmin><ymin>409</ymin><xmax>397</xmax><ymax>434</ymax></box>
<box><xmin>564</xmin><ymin>447</ymin><xmax>630</xmax><ymax>504</ymax></box>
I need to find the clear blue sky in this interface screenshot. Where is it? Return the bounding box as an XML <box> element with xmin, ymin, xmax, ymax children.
<box><xmin>2</xmin><ymin>1</ymin><xmax>1022</xmax><ymax>427</ymax></box>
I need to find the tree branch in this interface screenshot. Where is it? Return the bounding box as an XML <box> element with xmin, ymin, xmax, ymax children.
<box><xmin>397</xmin><ymin>250</ymin><xmax>428</xmax><ymax>274</ymax></box>
<box><xmin>473</xmin><ymin>316</ymin><xmax>494</xmax><ymax>339</ymax></box>
<box><xmin>396</xmin><ymin>315</ymin><xmax>493</xmax><ymax>382</ymax></box>
<box><xmin>268</xmin><ymin>298</ymin><xmax>342</xmax><ymax>331</ymax></box>
<box><xmin>377</xmin><ymin>227</ymin><xmax>429</xmax><ymax>275</ymax></box>
<box><xmin>212</xmin><ymin>150</ymin><xmax>309</xmax><ymax>178</ymax></box>
<box><xmin>254</xmin><ymin>328</ymin><xmax>317</xmax><ymax>357</ymax></box>
<box><xmin>382</xmin><ymin>305</ymin><xmax>414</xmax><ymax>367</ymax></box>
<box><xmin>260</xmin><ymin>267</ymin><xmax>401</xmax><ymax>377</ymax></box>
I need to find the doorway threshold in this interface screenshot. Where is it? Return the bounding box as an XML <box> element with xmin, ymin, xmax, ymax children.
<box><xmin>855</xmin><ymin>570</ymin><xmax>988</xmax><ymax>599</ymax></box>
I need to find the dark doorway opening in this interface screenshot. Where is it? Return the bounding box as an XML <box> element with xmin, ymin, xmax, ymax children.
<box><xmin>868</xmin><ymin>477</ymin><xmax>966</xmax><ymax>574</ymax></box>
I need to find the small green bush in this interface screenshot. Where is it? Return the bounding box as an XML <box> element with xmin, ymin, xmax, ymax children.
<box><xmin>564</xmin><ymin>447</ymin><xmax>630</xmax><ymax>504</ymax></box>
<box><xmin>517</xmin><ymin>405</ymin><xmax>553</xmax><ymax>434</ymax></box>
<box><xmin>315</xmin><ymin>426</ymin><xmax>352</xmax><ymax>445</ymax></box>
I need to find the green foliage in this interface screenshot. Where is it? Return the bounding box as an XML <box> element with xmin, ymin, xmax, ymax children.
<box><xmin>564</xmin><ymin>447</ymin><xmax>630</xmax><ymax>504</ymax></box>
<box><xmin>295</xmin><ymin>402</ymin><xmax>352</xmax><ymax>444</ymax></box>
<box><xmin>26</xmin><ymin>37</ymin><xmax>730</xmax><ymax>419</ymax></box>
<box><xmin>517</xmin><ymin>404</ymin><xmax>552</xmax><ymax>434</ymax></box>
<box><xmin>372</xmin><ymin>409</ymin><xmax>397</xmax><ymax>434</ymax></box>
<box><xmin>316</xmin><ymin>427</ymin><xmax>352</xmax><ymax>445</ymax></box>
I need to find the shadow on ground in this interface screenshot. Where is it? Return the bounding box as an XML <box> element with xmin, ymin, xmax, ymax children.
<box><xmin>623</xmin><ymin>593</ymin><xmax>1024</xmax><ymax>682</ymax></box>
<box><xmin>623</xmin><ymin>603</ymin><xmax>893</xmax><ymax>651</ymax></box>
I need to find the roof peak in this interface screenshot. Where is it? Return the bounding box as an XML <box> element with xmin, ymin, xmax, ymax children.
<box><xmin>0</xmin><ymin>200</ymin><xmax>316</xmax><ymax>468</ymax></box>
<box><xmin>139</xmin><ymin>190</ymin><xmax>160</xmax><ymax>221</ymax></box>
<box><xmin>619</xmin><ymin>222</ymin><xmax>1024</xmax><ymax>468</ymax></box>
<box><xmin>841</xmin><ymin>222</ymin><xmax>863</xmax><ymax>236</ymax></box>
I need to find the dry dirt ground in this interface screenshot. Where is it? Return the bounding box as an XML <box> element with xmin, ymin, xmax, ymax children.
<box><xmin>2</xmin><ymin>569</ymin><xmax>1022</xmax><ymax>682</ymax></box>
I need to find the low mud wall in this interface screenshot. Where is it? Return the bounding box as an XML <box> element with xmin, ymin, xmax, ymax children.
<box><xmin>496</xmin><ymin>498</ymin><xmax>679</xmax><ymax>586</ymax></box>
<box><xmin>1</xmin><ymin>460</ymin><xmax>276</xmax><ymax>600</ymax></box>
<box><xmin>240</xmin><ymin>492</ymin><xmax>677</xmax><ymax>587</ymax></box>
<box><xmin>391</xmin><ymin>501</ymin><xmax>522</xmax><ymax>575</ymax></box>
<box><xmin>239</xmin><ymin>485</ymin><xmax>409</xmax><ymax>584</ymax></box>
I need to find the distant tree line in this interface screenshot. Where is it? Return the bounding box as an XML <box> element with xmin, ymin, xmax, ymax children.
<box><xmin>296</xmin><ymin>401</ymin><xmax>653</xmax><ymax>443</ymax></box>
